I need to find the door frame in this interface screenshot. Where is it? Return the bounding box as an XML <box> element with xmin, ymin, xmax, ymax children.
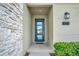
<box><xmin>32</xmin><ymin>15</ymin><xmax>48</xmax><ymax>44</ymax></box>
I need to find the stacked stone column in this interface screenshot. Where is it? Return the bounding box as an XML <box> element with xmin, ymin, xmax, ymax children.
<box><xmin>0</xmin><ymin>3</ymin><xmax>23</xmax><ymax>56</ymax></box>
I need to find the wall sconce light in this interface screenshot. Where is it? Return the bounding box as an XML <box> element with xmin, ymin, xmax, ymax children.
<box><xmin>64</xmin><ymin>12</ymin><xmax>70</xmax><ymax>20</ymax></box>
<box><xmin>62</xmin><ymin>12</ymin><xmax>70</xmax><ymax>25</ymax></box>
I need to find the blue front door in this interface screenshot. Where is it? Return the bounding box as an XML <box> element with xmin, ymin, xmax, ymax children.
<box><xmin>35</xmin><ymin>19</ymin><xmax>45</xmax><ymax>43</ymax></box>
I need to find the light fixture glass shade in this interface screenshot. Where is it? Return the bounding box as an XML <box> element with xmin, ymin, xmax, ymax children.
<box><xmin>64</xmin><ymin>12</ymin><xmax>70</xmax><ymax>19</ymax></box>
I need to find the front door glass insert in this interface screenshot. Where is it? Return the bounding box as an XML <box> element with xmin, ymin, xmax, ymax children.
<box><xmin>35</xmin><ymin>19</ymin><xmax>45</xmax><ymax>43</ymax></box>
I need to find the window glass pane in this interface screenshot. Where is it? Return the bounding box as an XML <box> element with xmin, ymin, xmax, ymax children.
<box><xmin>37</xmin><ymin>29</ymin><xmax>42</xmax><ymax>34</ymax></box>
<box><xmin>37</xmin><ymin>26</ymin><xmax>42</xmax><ymax>29</ymax></box>
<box><xmin>37</xmin><ymin>35</ymin><xmax>42</xmax><ymax>40</ymax></box>
<box><xmin>37</xmin><ymin>22</ymin><xmax>42</xmax><ymax>26</ymax></box>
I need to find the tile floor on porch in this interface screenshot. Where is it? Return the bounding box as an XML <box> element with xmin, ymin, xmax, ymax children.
<box><xmin>27</xmin><ymin>44</ymin><xmax>53</xmax><ymax>56</ymax></box>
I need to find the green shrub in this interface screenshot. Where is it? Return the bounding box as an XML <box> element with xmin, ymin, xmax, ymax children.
<box><xmin>54</xmin><ymin>42</ymin><xmax>79</xmax><ymax>56</ymax></box>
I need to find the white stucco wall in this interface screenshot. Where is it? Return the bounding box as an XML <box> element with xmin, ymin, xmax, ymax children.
<box><xmin>53</xmin><ymin>4</ymin><xmax>79</xmax><ymax>43</ymax></box>
<box><xmin>23</xmin><ymin>4</ymin><xmax>32</xmax><ymax>55</ymax></box>
<box><xmin>48</xmin><ymin>6</ymin><xmax>53</xmax><ymax>47</ymax></box>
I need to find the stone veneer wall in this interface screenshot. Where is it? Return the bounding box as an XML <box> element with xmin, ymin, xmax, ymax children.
<box><xmin>0</xmin><ymin>3</ymin><xmax>23</xmax><ymax>56</ymax></box>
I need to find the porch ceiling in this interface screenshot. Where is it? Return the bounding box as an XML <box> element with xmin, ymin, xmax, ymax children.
<box><xmin>27</xmin><ymin>4</ymin><xmax>52</xmax><ymax>15</ymax></box>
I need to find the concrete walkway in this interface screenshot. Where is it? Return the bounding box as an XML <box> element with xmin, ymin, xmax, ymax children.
<box><xmin>29</xmin><ymin>52</ymin><xmax>50</xmax><ymax>56</ymax></box>
<box><xmin>28</xmin><ymin>44</ymin><xmax>52</xmax><ymax>56</ymax></box>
